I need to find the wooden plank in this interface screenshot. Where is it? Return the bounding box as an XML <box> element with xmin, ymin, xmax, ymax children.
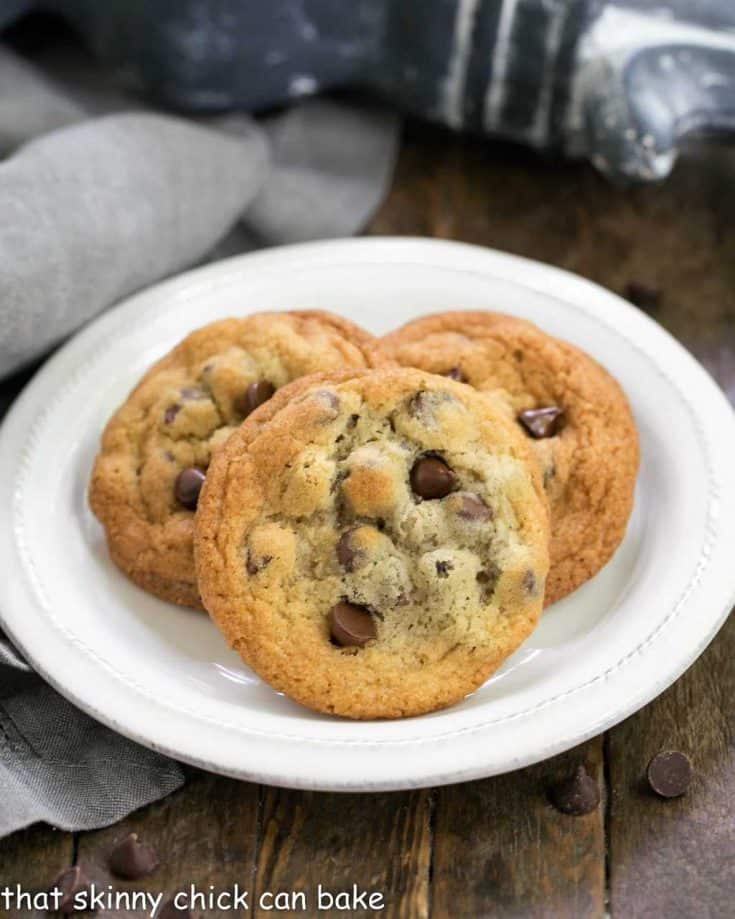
<box><xmin>431</xmin><ymin>740</ymin><xmax>605</xmax><ymax>919</ymax></box>
<box><xmin>0</xmin><ymin>824</ymin><xmax>74</xmax><ymax>918</ymax></box>
<box><xmin>253</xmin><ymin>787</ymin><xmax>431</xmax><ymax>919</ymax></box>
<box><xmin>608</xmin><ymin>609</ymin><xmax>735</xmax><ymax>918</ymax></box>
<box><xmin>74</xmin><ymin>771</ymin><xmax>259</xmax><ymax>918</ymax></box>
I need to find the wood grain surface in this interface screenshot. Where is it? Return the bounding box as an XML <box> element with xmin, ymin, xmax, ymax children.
<box><xmin>608</xmin><ymin>612</ymin><xmax>735</xmax><ymax>919</ymax></box>
<box><xmin>0</xmin><ymin>121</ymin><xmax>733</xmax><ymax>918</ymax></box>
<box><xmin>0</xmin><ymin>824</ymin><xmax>73</xmax><ymax>918</ymax></box>
<box><xmin>431</xmin><ymin>741</ymin><xmax>605</xmax><ymax>919</ymax></box>
<box><xmin>74</xmin><ymin>772</ymin><xmax>260</xmax><ymax>918</ymax></box>
<box><xmin>254</xmin><ymin>789</ymin><xmax>431</xmax><ymax>918</ymax></box>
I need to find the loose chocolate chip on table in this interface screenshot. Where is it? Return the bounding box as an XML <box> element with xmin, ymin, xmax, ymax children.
<box><xmin>109</xmin><ymin>832</ymin><xmax>159</xmax><ymax>880</ymax></box>
<box><xmin>458</xmin><ymin>494</ymin><xmax>492</xmax><ymax>521</ymax></box>
<box><xmin>329</xmin><ymin>601</ymin><xmax>376</xmax><ymax>647</ymax></box>
<box><xmin>444</xmin><ymin>366</ymin><xmax>466</xmax><ymax>382</ymax></box>
<box><xmin>236</xmin><ymin>380</ymin><xmax>275</xmax><ymax>416</ymax></box>
<box><xmin>549</xmin><ymin>764</ymin><xmax>600</xmax><ymax>816</ymax></box>
<box><xmin>164</xmin><ymin>403</ymin><xmax>181</xmax><ymax>423</ymax></box>
<box><xmin>647</xmin><ymin>751</ymin><xmax>692</xmax><ymax>798</ymax></box>
<box><xmin>410</xmin><ymin>455</ymin><xmax>457</xmax><ymax>500</ymax></box>
<box><xmin>174</xmin><ymin>467</ymin><xmax>205</xmax><ymax>510</ymax></box>
<box><xmin>49</xmin><ymin>865</ymin><xmax>91</xmax><ymax>915</ymax></box>
<box><xmin>518</xmin><ymin>406</ymin><xmax>564</xmax><ymax>439</ymax></box>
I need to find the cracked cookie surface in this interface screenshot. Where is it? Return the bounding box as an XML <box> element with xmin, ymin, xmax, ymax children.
<box><xmin>195</xmin><ymin>368</ymin><xmax>550</xmax><ymax>719</ymax></box>
<box><xmin>373</xmin><ymin>311</ymin><xmax>639</xmax><ymax>605</ymax></box>
<box><xmin>89</xmin><ymin>311</ymin><xmax>375</xmax><ymax>608</ymax></box>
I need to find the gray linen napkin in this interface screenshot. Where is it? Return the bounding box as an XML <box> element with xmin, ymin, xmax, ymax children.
<box><xmin>0</xmin><ymin>36</ymin><xmax>398</xmax><ymax>837</ymax></box>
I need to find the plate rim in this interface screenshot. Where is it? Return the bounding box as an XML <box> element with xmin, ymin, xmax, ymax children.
<box><xmin>1</xmin><ymin>236</ymin><xmax>734</xmax><ymax>790</ymax></box>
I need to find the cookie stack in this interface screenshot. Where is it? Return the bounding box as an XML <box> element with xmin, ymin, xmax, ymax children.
<box><xmin>90</xmin><ymin>309</ymin><xmax>638</xmax><ymax>719</ymax></box>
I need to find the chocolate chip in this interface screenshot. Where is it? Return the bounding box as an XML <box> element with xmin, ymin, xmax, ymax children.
<box><xmin>329</xmin><ymin>601</ymin><xmax>376</xmax><ymax>647</ymax></box>
<box><xmin>347</xmin><ymin>413</ymin><xmax>360</xmax><ymax>429</ymax></box>
<box><xmin>246</xmin><ymin>549</ymin><xmax>272</xmax><ymax>576</ymax></box>
<box><xmin>164</xmin><ymin>403</ymin><xmax>181</xmax><ymax>423</ymax></box>
<box><xmin>410</xmin><ymin>455</ymin><xmax>457</xmax><ymax>500</ymax></box>
<box><xmin>336</xmin><ymin>530</ymin><xmax>364</xmax><ymax>572</ymax></box>
<box><xmin>625</xmin><ymin>281</ymin><xmax>661</xmax><ymax>313</ymax></box>
<box><xmin>518</xmin><ymin>406</ymin><xmax>564</xmax><ymax>439</ymax></box>
<box><xmin>109</xmin><ymin>832</ymin><xmax>159</xmax><ymax>880</ymax></box>
<box><xmin>435</xmin><ymin>560</ymin><xmax>454</xmax><ymax>578</ymax></box>
<box><xmin>407</xmin><ymin>391</ymin><xmax>429</xmax><ymax>418</ymax></box>
<box><xmin>476</xmin><ymin>562</ymin><xmax>500</xmax><ymax>599</ymax></box>
<box><xmin>522</xmin><ymin>569</ymin><xmax>538</xmax><ymax>596</ymax></box>
<box><xmin>646</xmin><ymin>751</ymin><xmax>692</xmax><ymax>798</ymax></box>
<box><xmin>549</xmin><ymin>764</ymin><xmax>600</xmax><ymax>816</ymax></box>
<box><xmin>49</xmin><ymin>865</ymin><xmax>91</xmax><ymax>915</ymax></box>
<box><xmin>174</xmin><ymin>467</ymin><xmax>205</xmax><ymax>510</ymax></box>
<box><xmin>458</xmin><ymin>494</ymin><xmax>492</xmax><ymax>521</ymax></box>
<box><xmin>331</xmin><ymin>469</ymin><xmax>348</xmax><ymax>495</ymax></box>
<box><xmin>444</xmin><ymin>366</ymin><xmax>466</xmax><ymax>382</ymax></box>
<box><xmin>157</xmin><ymin>900</ymin><xmax>192</xmax><ymax>919</ymax></box>
<box><xmin>236</xmin><ymin>380</ymin><xmax>275</xmax><ymax>417</ymax></box>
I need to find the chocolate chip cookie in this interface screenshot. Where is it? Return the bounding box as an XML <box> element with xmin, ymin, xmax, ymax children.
<box><xmin>195</xmin><ymin>368</ymin><xmax>550</xmax><ymax>719</ymax></box>
<box><xmin>373</xmin><ymin>312</ymin><xmax>639</xmax><ymax>605</ymax></box>
<box><xmin>89</xmin><ymin>311</ymin><xmax>376</xmax><ymax>608</ymax></box>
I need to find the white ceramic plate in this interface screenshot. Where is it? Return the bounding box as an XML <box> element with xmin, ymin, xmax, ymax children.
<box><xmin>1</xmin><ymin>238</ymin><xmax>734</xmax><ymax>791</ymax></box>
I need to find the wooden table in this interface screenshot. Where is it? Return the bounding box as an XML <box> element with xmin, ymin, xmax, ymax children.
<box><xmin>1</xmin><ymin>121</ymin><xmax>733</xmax><ymax>918</ymax></box>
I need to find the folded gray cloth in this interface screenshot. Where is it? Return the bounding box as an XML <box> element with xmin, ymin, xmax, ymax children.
<box><xmin>0</xmin><ymin>655</ymin><xmax>186</xmax><ymax>835</ymax></box>
<box><xmin>0</xmin><ymin>32</ymin><xmax>398</xmax><ymax>837</ymax></box>
<box><xmin>0</xmin><ymin>44</ymin><xmax>399</xmax><ymax>379</ymax></box>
